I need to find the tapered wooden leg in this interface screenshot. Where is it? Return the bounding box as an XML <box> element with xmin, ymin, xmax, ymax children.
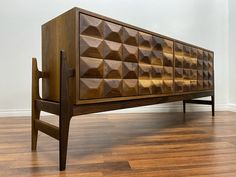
<box><xmin>32</xmin><ymin>58</ymin><xmax>41</xmax><ymax>151</ymax></box>
<box><xmin>59</xmin><ymin>50</ymin><xmax>74</xmax><ymax>171</ymax></box>
<box><xmin>211</xmin><ymin>95</ymin><xmax>215</xmax><ymax>117</ymax></box>
<box><xmin>32</xmin><ymin>105</ymin><xmax>40</xmax><ymax>151</ymax></box>
<box><xmin>59</xmin><ymin>117</ymin><xmax>70</xmax><ymax>171</ymax></box>
<box><xmin>183</xmin><ymin>100</ymin><xmax>186</xmax><ymax>114</ymax></box>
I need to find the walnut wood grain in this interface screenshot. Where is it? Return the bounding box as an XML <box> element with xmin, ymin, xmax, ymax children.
<box><xmin>42</xmin><ymin>7</ymin><xmax>214</xmax><ymax>105</ymax></box>
<box><xmin>37</xmin><ymin>7</ymin><xmax>215</xmax><ymax>171</ymax></box>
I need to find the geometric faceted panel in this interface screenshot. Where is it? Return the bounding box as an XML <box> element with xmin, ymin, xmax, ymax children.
<box><xmin>139</xmin><ymin>64</ymin><xmax>152</xmax><ymax>79</ymax></box>
<box><xmin>208</xmin><ymin>80</ymin><xmax>213</xmax><ymax>89</ymax></box>
<box><xmin>183</xmin><ymin>80</ymin><xmax>190</xmax><ymax>92</ymax></box>
<box><xmin>183</xmin><ymin>46</ymin><xmax>191</xmax><ymax>57</ymax></box>
<box><xmin>104</xmin><ymin>21</ymin><xmax>122</xmax><ymax>42</ymax></box>
<box><xmin>163</xmin><ymin>53</ymin><xmax>173</xmax><ymax>67</ymax></box>
<box><xmin>151</xmin><ymin>50</ymin><xmax>163</xmax><ymax>65</ymax></box>
<box><xmin>190</xmin><ymin>70</ymin><xmax>197</xmax><ymax>80</ymax></box>
<box><xmin>175</xmin><ymin>56</ymin><xmax>183</xmax><ymax>68</ymax></box>
<box><xmin>77</xmin><ymin>13</ymin><xmax>214</xmax><ymax>102</ymax></box>
<box><xmin>163</xmin><ymin>67</ymin><xmax>173</xmax><ymax>80</ymax></box>
<box><xmin>80</xmin><ymin>14</ymin><xmax>103</xmax><ymax>38</ymax></box>
<box><xmin>197</xmin><ymin>59</ymin><xmax>203</xmax><ymax>70</ymax></box>
<box><xmin>104</xmin><ymin>40</ymin><xmax>122</xmax><ymax>60</ymax></box>
<box><xmin>175</xmin><ymin>80</ymin><xmax>183</xmax><ymax>93</ymax></box>
<box><xmin>191</xmin><ymin>48</ymin><xmax>197</xmax><ymax>58</ymax></box>
<box><xmin>203</xmin><ymin>51</ymin><xmax>208</xmax><ymax>61</ymax></box>
<box><xmin>208</xmin><ymin>52</ymin><xmax>213</xmax><ymax>62</ymax></box>
<box><xmin>80</xmin><ymin>36</ymin><xmax>103</xmax><ymax>58</ymax></box>
<box><xmin>152</xmin><ymin>66</ymin><xmax>163</xmax><ymax>79</ymax></box>
<box><xmin>198</xmin><ymin>80</ymin><xmax>203</xmax><ymax>90</ymax></box>
<box><xmin>123</xmin><ymin>44</ymin><xmax>138</xmax><ymax>62</ymax></box>
<box><xmin>139</xmin><ymin>80</ymin><xmax>152</xmax><ymax>95</ymax></box>
<box><xmin>123</xmin><ymin>62</ymin><xmax>138</xmax><ymax>79</ymax></box>
<box><xmin>162</xmin><ymin>39</ymin><xmax>173</xmax><ymax>54</ymax></box>
<box><xmin>104</xmin><ymin>60</ymin><xmax>122</xmax><ymax>78</ymax></box>
<box><xmin>208</xmin><ymin>71</ymin><xmax>213</xmax><ymax>80</ymax></box>
<box><xmin>171</xmin><ymin>43</ymin><xmax>200</xmax><ymax>93</ymax></box>
<box><xmin>175</xmin><ymin>68</ymin><xmax>183</xmax><ymax>79</ymax></box>
<box><xmin>123</xmin><ymin>27</ymin><xmax>138</xmax><ymax>46</ymax></box>
<box><xmin>203</xmin><ymin>71</ymin><xmax>208</xmax><ymax>80</ymax></box>
<box><xmin>139</xmin><ymin>49</ymin><xmax>152</xmax><ymax>64</ymax></box>
<box><xmin>190</xmin><ymin>80</ymin><xmax>197</xmax><ymax>91</ymax></box>
<box><xmin>183</xmin><ymin>69</ymin><xmax>190</xmax><ymax>80</ymax></box>
<box><xmin>139</xmin><ymin>32</ymin><xmax>152</xmax><ymax>48</ymax></box>
<box><xmin>203</xmin><ymin>61</ymin><xmax>208</xmax><ymax>70</ymax></box>
<box><xmin>203</xmin><ymin>80</ymin><xmax>208</xmax><ymax>89</ymax></box>
<box><xmin>80</xmin><ymin>79</ymin><xmax>104</xmax><ymax>99</ymax></box>
<box><xmin>197</xmin><ymin>70</ymin><xmax>203</xmax><ymax>80</ymax></box>
<box><xmin>80</xmin><ymin>57</ymin><xmax>103</xmax><ymax>78</ymax></box>
<box><xmin>175</xmin><ymin>43</ymin><xmax>183</xmax><ymax>56</ymax></box>
<box><xmin>163</xmin><ymin>80</ymin><xmax>173</xmax><ymax>93</ymax></box>
<box><xmin>104</xmin><ymin>79</ymin><xmax>122</xmax><ymax>98</ymax></box>
<box><xmin>197</xmin><ymin>49</ymin><xmax>203</xmax><ymax>60</ymax></box>
<box><xmin>152</xmin><ymin>80</ymin><xmax>163</xmax><ymax>94</ymax></box>
<box><xmin>183</xmin><ymin>57</ymin><xmax>191</xmax><ymax>68</ymax></box>
<box><xmin>208</xmin><ymin>61</ymin><xmax>213</xmax><ymax>71</ymax></box>
<box><xmin>153</xmin><ymin>36</ymin><xmax>164</xmax><ymax>51</ymax></box>
<box><xmin>191</xmin><ymin>59</ymin><xmax>197</xmax><ymax>69</ymax></box>
<box><xmin>122</xmin><ymin>79</ymin><xmax>138</xmax><ymax>96</ymax></box>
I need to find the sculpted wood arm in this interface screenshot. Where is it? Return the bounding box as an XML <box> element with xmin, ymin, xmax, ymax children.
<box><xmin>32</xmin><ymin>51</ymin><xmax>75</xmax><ymax>170</ymax></box>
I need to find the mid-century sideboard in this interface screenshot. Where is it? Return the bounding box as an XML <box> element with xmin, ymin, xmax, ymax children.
<box><xmin>31</xmin><ymin>7</ymin><xmax>215</xmax><ymax>170</ymax></box>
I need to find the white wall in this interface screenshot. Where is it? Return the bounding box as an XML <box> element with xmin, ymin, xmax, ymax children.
<box><xmin>229</xmin><ymin>0</ymin><xmax>236</xmax><ymax>105</ymax></box>
<box><xmin>0</xmin><ymin>0</ymin><xmax>230</xmax><ymax>116</ymax></box>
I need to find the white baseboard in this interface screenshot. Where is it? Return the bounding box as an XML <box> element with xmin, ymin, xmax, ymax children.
<box><xmin>0</xmin><ymin>103</ymin><xmax>235</xmax><ymax>117</ymax></box>
<box><xmin>0</xmin><ymin>109</ymin><xmax>51</xmax><ymax>117</ymax></box>
<box><xmin>227</xmin><ymin>103</ymin><xmax>236</xmax><ymax>112</ymax></box>
<box><xmin>0</xmin><ymin>109</ymin><xmax>30</xmax><ymax>117</ymax></box>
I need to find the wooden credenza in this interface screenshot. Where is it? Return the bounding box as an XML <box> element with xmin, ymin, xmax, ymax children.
<box><xmin>32</xmin><ymin>7</ymin><xmax>215</xmax><ymax>170</ymax></box>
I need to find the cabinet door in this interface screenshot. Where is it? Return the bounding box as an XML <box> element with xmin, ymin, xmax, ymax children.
<box><xmin>78</xmin><ymin>13</ymin><xmax>213</xmax><ymax>104</ymax></box>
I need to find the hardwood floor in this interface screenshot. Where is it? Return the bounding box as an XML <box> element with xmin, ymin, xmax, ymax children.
<box><xmin>1</xmin><ymin>111</ymin><xmax>236</xmax><ymax>176</ymax></box>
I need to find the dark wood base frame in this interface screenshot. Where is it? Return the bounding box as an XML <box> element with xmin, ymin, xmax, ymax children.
<box><xmin>31</xmin><ymin>51</ymin><xmax>215</xmax><ymax>171</ymax></box>
<box><xmin>183</xmin><ymin>96</ymin><xmax>215</xmax><ymax>116</ymax></box>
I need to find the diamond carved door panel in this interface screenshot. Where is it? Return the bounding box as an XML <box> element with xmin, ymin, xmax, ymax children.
<box><xmin>104</xmin><ymin>21</ymin><xmax>122</xmax><ymax>43</ymax></box>
<box><xmin>104</xmin><ymin>40</ymin><xmax>122</xmax><ymax>60</ymax></box>
<box><xmin>80</xmin><ymin>79</ymin><xmax>104</xmax><ymax>99</ymax></box>
<box><xmin>123</xmin><ymin>62</ymin><xmax>138</xmax><ymax>79</ymax></box>
<box><xmin>123</xmin><ymin>45</ymin><xmax>138</xmax><ymax>62</ymax></box>
<box><xmin>123</xmin><ymin>27</ymin><xmax>139</xmax><ymax>46</ymax></box>
<box><xmin>152</xmin><ymin>80</ymin><xmax>163</xmax><ymax>94</ymax></box>
<box><xmin>80</xmin><ymin>36</ymin><xmax>103</xmax><ymax>58</ymax></box>
<box><xmin>139</xmin><ymin>80</ymin><xmax>152</xmax><ymax>95</ymax></box>
<box><xmin>80</xmin><ymin>57</ymin><xmax>103</xmax><ymax>78</ymax></box>
<box><xmin>174</xmin><ymin>43</ymin><xmax>201</xmax><ymax>93</ymax></box>
<box><xmin>78</xmin><ymin>13</ymin><xmax>213</xmax><ymax>102</ymax></box>
<box><xmin>104</xmin><ymin>60</ymin><xmax>122</xmax><ymax>79</ymax></box>
<box><xmin>104</xmin><ymin>79</ymin><xmax>122</xmax><ymax>98</ymax></box>
<box><xmin>80</xmin><ymin>14</ymin><xmax>103</xmax><ymax>38</ymax></box>
<box><xmin>122</xmin><ymin>79</ymin><xmax>138</xmax><ymax>96</ymax></box>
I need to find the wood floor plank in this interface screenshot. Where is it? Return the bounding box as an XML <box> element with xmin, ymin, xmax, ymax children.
<box><xmin>1</xmin><ymin>111</ymin><xmax>236</xmax><ymax>176</ymax></box>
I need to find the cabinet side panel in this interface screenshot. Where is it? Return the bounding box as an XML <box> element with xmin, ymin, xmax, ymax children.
<box><xmin>42</xmin><ymin>9</ymin><xmax>76</xmax><ymax>102</ymax></box>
